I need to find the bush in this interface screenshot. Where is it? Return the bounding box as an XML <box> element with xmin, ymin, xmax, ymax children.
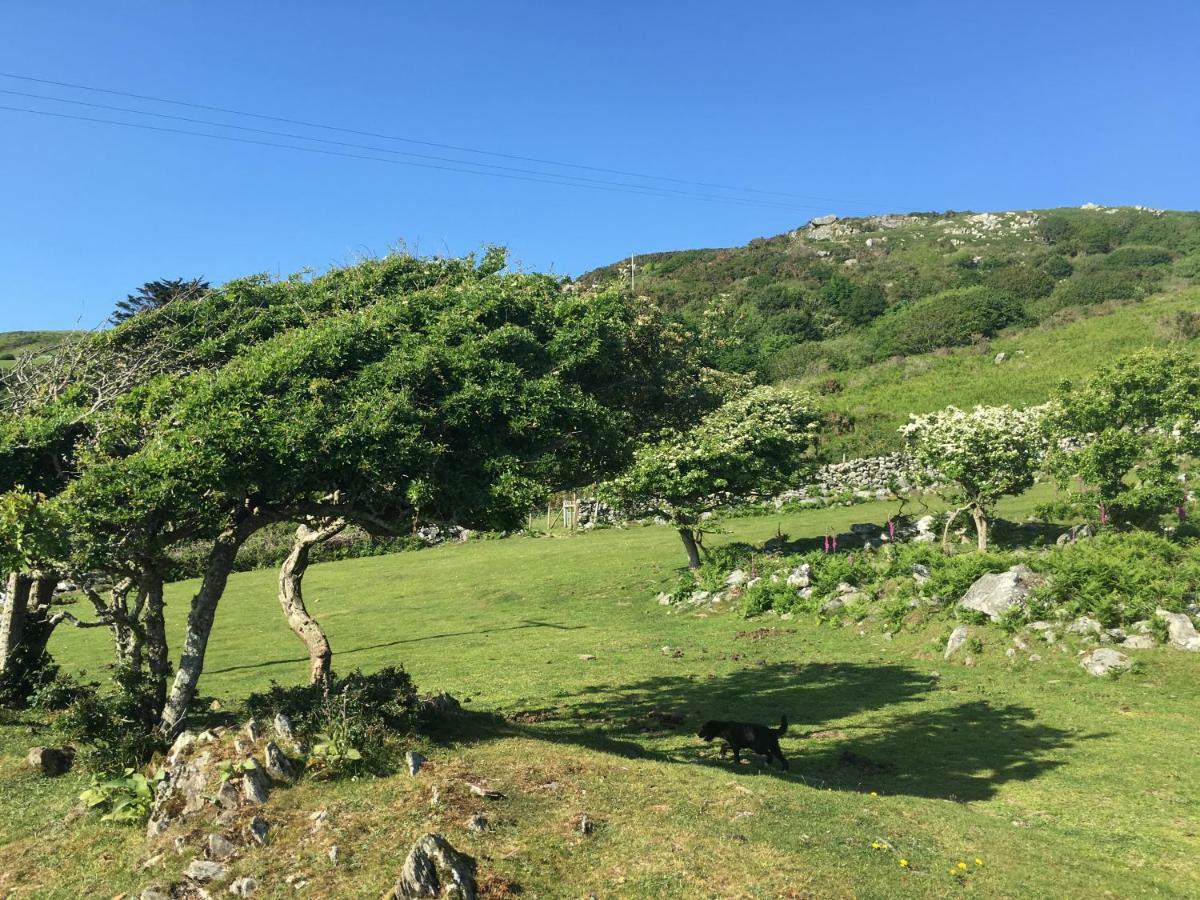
<box><xmin>1027</xmin><ymin>532</ymin><xmax>1200</xmax><ymax>627</ymax></box>
<box><xmin>1036</xmin><ymin>268</ymin><xmax>1150</xmax><ymax>314</ymax></box>
<box><xmin>1103</xmin><ymin>246</ymin><xmax>1173</xmax><ymax>268</ymax></box>
<box><xmin>245</xmin><ymin>667</ymin><xmax>421</xmax><ymax>775</ymax></box>
<box><xmin>984</xmin><ymin>266</ymin><xmax>1056</xmax><ymax>301</ymax></box>
<box><xmin>872</xmin><ymin>286</ymin><xmax>1027</xmax><ymax>358</ymax></box>
<box><xmin>1037</xmin><ymin>254</ymin><xmax>1074</xmax><ymax>279</ymax></box>
<box><xmin>49</xmin><ymin>667</ymin><xmax>162</xmax><ymax>772</ymax></box>
<box><xmin>1037</xmin><ymin>215</ymin><xmax>1075</xmax><ymax>245</ymax></box>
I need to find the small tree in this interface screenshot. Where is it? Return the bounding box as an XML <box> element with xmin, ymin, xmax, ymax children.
<box><xmin>1044</xmin><ymin>349</ymin><xmax>1200</xmax><ymax>528</ymax></box>
<box><xmin>599</xmin><ymin>387</ymin><xmax>821</xmax><ymax>568</ymax></box>
<box><xmin>110</xmin><ymin>278</ymin><xmax>210</xmax><ymax>325</ymax></box>
<box><xmin>902</xmin><ymin>405</ymin><xmax>1047</xmax><ymax>552</ymax></box>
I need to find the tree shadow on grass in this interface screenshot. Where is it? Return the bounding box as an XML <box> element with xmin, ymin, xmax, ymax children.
<box><xmin>436</xmin><ymin>662</ymin><xmax>1099</xmax><ymax>803</ymax></box>
<box><xmin>206</xmin><ymin>620</ymin><xmax>584</xmax><ymax>676</ymax></box>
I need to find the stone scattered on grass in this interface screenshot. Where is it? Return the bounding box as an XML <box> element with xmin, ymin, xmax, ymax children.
<box><xmin>1157</xmin><ymin>609</ymin><xmax>1200</xmax><ymax>651</ymax></box>
<box><xmin>578</xmin><ymin>814</ymin><xmax>594</xmax><ymax>835</ymax></box>
<box><xmin>1121</xmin><ymin>635</ymin><xmax>1156</xmax><ymax>650</ymax></box>
<box><xmin>184</xmin><ymin>858</ymin><xmax>227</xmax><ymax>882</ymax></box>
<box><xmin>263</xmin><ymin>741</ymin><xmax>293</xmax><ymax>780</ymax></box>
<box><xmin>577</xmin><ymin>654</ymin><xmax>596</xmax><ymax>661</ymax></box>
<box><xmin>1080</xmin><ymin>648</ymin><xmax>1132</xmax><ymax>677</ymax></box>
<box><xmin>242</xmin><ymin>763</ymin><xmax>270</xmax><ymax>804</ymax></box>
<box><xmin>406</xmin><ymin>751</ymin><xmax>427</xmax><ymax>776</ymax></box>
<box><xmin>465</xmin><ymin>814</ymin><xmax>489</xmax><ymax>832</ymax></box>
<box><xmin>944</xmin><ymin>624</ymin><xmax>970</xmax><ymax>659</ymax></box>
<box><xmin>1066</xmin><ymin>616</ymin><xmax>1102</xmax><ymax>636</ymax></box>
<box><xmin>958</xmin><ymin>565</ymin><xmax>1041</xmax><ymax>620</ymax></box>
<box><xmin>393</xmin><ymin>833</ymin><xmax>477</xmax><ymax>900</ymax></box>
<box><xmin>246</xmin><ymin>816</ymin><xmax>269</xmax><ymax>845</ymax></box>
<box><xmin>25</xmin><ymin>746</ymin><xmax>73</xmax><ymax>776</ymax></box>
<box><xmin>207</xmin><ymin>832</ymin><xmax>237</xmax><ymax>861</ymax></box>
<box><xmin>467</xmin><ymin>782</ymin><xmax>503</xmax><ymax>800</ymax></box>
<box><xmin>139</xmin><ymin>885</ymin><xmax>171</xmax><ymax>900</ymax></box>
<box><xmin>229</xmin><ymin>875</ymin><xmax>258</xmax><ymax>896</ymax></box>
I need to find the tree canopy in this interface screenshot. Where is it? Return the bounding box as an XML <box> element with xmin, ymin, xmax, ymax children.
<box><xmin>902</xmin><ymin>404</ymin><xmax>1047</xmax><ymax>551</ymax></box>
<box><xmin>599</xmin><ymin>386</ymin><xmax>821</xmax><ymax>567</ymax></box>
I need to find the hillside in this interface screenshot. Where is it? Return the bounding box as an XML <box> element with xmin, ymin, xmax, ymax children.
<box><xmin>0</xmin><ymin>330</ymin><xmax>78</xmax><ymax>368</ymax></box>
<box><xmin>797</xmin><ymin>286</ymin><xmax>1200</xmax><ymax>455</ymax></box>
<box><xmin>580</xmin><ymin>205</ymin><xmax>1200</xmax><ymax>381</ymax></box>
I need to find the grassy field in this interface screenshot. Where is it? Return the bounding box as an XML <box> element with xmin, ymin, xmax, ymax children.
<box><xmin>2</xmin><ymin>489</ymin><xmax>1198</xmax><ymax>898</ymax></box>
<box><xmin>793</xmin><ymin>287</ymin><xmax>1200</xmax><ymax>455</ymax></box>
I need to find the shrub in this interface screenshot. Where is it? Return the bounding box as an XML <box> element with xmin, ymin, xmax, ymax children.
<box><xmin>49</xmin><ymin>667</ymin><xmax>162</xmax><ymax>772</ymax></box>
<box><xmin>872</xmin><ymin>286</ymin><xmax>1026</xmax><ymax>356</ymax></box>
<box><xmin>1037</xmin><ymin>268</ymin><xmax>1149</xmax><ymax>314</ymax></box>
<box><xmin>1103</xmin><ymin>246</ymin><xmax>1172</xmax><ymax>268</ymax></box>
<box><xmin>245</xmin><ymin>667</ymin><xmax>421</xmax><ymax>774</ymax></box>
<box><xmin>1037</xmin><ymin>215</ymin><xmax>1075</xmax><ymax>245</ymax></box>
<box><xmin>79</xmin><ymin>768</ymin><xmax>163</xmax><ymax>824</ymax></box>
<box><xmin>984</xmin><ymin>266</ymin><xmax>1056</xmax><ymax>301</ymax></box>
<box><xmin>1037</xmin><ymin>254</ymin><xmax>1074</xmax><ymax>279</ymax></box>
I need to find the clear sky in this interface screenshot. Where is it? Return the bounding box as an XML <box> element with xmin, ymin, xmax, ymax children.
<box><xmin>1</xmin><ymin>1</ymin><xmax>1197</xmax><ymax>330</ymax></box>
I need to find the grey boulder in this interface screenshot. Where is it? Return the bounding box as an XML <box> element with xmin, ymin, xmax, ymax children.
<box><xmin>1080</xmin><ymin>648</ymin><xmax>1131</xmax><ymax>677</ymax></box>
<box><xmin>958</xmin><ymin>565</ymin><xmax>1041</xmax><ymax>620</ymax></box>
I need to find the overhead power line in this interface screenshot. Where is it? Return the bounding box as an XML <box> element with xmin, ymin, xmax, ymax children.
<box><xmin>0</xmin><ymin>70</ymin><xmax>867</xmax><ymax>207</ymax></box>
<box><xmin>0</xmin><ymin>88</ymin><xmax>821</xmax><ymax>211</ymax></box>
<box><xmin>0</xmin><ymin>103</ymin><xmax>838</xmax><ymax>211</ymax></box>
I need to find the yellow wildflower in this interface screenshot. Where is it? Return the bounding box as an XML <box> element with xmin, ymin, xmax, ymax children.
<box><xmin>957</xmin><ymin>862</ymin><xmax>968</xmax><ymax>870</ymax></box>
<box><xmin>899</xmin><ymin>859</ymin><xmax>909</xmax><ymax>868</ymax></box>
<box><xmin>975</xmin><ymin>858</ymin><xmax>984</xmax><ymax>866</ymax></box>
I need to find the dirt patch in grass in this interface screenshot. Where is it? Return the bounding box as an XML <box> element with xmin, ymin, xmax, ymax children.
<box><xmin>735</xmin><ymin>627</ymin><xmax>796</xmax><ymax>641</ymax></box>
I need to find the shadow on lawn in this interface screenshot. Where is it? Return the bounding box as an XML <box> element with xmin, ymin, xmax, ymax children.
<box><xmin>441</xmin><ymin>662</ymin><xmax>1097</xmax><ymax>803</ymax></box>
<box><xmin>206</xmin><ymin>620</ymin><xmax>584</xmax><ymax>676</ymax></box>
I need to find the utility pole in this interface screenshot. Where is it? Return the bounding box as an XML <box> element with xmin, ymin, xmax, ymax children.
<box><xmin>630</xmin><ymin>254</ymin><xmax>635</xmax><ymax>293</ymax></box>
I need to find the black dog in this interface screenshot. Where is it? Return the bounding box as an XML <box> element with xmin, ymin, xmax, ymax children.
<box><xmin>697</xmin><ymin>715</ymin><xmax>789</xmax><ymax>770</ymax></box>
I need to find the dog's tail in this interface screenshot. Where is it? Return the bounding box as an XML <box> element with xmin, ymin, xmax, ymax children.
<box><xmin>775</xmin><ymin>714</ymin><xmax>788</xmax><ymax>735</ymax></box>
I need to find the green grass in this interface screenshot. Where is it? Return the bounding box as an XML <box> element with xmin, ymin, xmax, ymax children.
<box><xmin>0</xmin><ymin>330</ymin><xmax>79</xmax><ymax>369</ymax></box>
<box><xmin>794</xmin><ymin>287</ymin><xmax>1200</xmax><ymax>455</ymax></box>
<box><xmin>3</xmin><ymin>490</ymin><xmax>1198</xmax><ymax>897</ymax></box>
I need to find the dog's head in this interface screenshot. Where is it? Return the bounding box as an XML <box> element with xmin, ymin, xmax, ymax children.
<box><xmin>697</xmin><ymin>720</ymin><xmax>720</xmax><ymax>741</ymax></box>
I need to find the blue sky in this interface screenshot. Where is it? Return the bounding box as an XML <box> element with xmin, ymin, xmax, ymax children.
<box><xmin>1</xmin><ymin>1</ymin><xmax>1197</xmax><ymax>330</ymax></box>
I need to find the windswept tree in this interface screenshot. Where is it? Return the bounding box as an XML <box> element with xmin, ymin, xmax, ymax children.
<box><xmin>902</xmin><ymin>404</ymin><xmax>1047</xmax><ymax>551</ymax></box>
<box><xmin>1043</xmin><ymin>349</ymin><xmax>1200</xmax><ymax>528</ymax></box>
<box><xmin>110</xmin><ymin>277</ymin><xmax>210</xmax><ymax>325</ymax></box>
<box><xmin>599</xmin><ymin>387</ymin><xmax>822</xmax><ymax>568</ymax></box>
<box><xmin>47</xmin><ymin>251</ymin><xmax>719</xmax><ymax>737</ymax></box>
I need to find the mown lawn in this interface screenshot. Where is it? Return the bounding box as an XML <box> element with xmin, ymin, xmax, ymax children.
<box><xmin>2</xmin><ymin>491</ymin><xmax>1198</xmax><ymax>898</ymax></box>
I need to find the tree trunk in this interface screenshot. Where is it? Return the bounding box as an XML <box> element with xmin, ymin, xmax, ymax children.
<box><xmin>278</xmin><ymin>520</ymin><xmax>344</xmax><ymax>685</ymax></box>
<box><xmin>679</xmin><ymin>528</ymin><xmax>702</xmax><ymax>570</ymax></box>
<box><xmin>0</xmin><ymin>573</ymin><xmax>31</xmax><ymax>675</ymax></box>
<box><xmin>20</xmin><ymin>575</ymin><xmax>62</xmax><ymax>672</ymax></box>
<box><xmin>158</xmin><ymin>525</ymin><xmax>247</xmax><ymax>738</ymax></box>
<box><xmin>970</xmin><ymin>506</ymin><xmax>990</xmax><ymax>552</ymax></box>
<box><xmin>140</xmin><ymin>571</ymin><xmax>169</xmax><ymax>715</ymax></box>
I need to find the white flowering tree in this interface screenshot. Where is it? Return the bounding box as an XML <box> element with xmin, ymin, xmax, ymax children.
<box><xmin>901</xmin><ymin>405</ymin><xmax>1047</xmax><ymax>551</ymax></box>
<box><xmin>599</xmin><ymin>387</ymin><xmax>821</xmax><ymax>568</ymax></box>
